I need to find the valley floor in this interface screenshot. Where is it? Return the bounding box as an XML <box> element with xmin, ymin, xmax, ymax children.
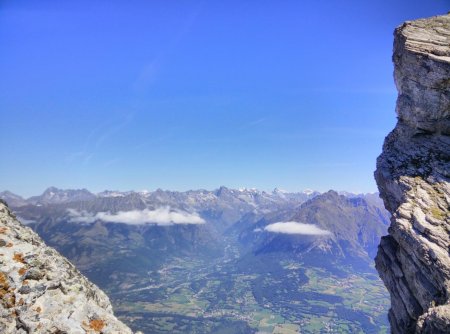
<box><xmin>106</xmin><ymin>238</ymin><xmax>389</xmax><ymax>334</ymax></box>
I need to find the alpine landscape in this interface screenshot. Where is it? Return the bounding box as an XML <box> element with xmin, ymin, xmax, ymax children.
<box><xmin>1</xmin><ymin>1</ymin><xmax>449</xmax><ymax>334</ymax></box>
<box><xmin>3</xmin><ymin>187</ymin><xmax>390</xmax><ymax>333</ymax></box>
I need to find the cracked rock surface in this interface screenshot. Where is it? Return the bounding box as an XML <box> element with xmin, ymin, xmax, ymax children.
<box><xmin>0</xmin><ymin>200</ymin><xmax>133</xmax><ymax>333</ymax></box>
<box><xmin>375</xmin><ymin>14</ymin><xmax>450</xmax><ymax>334</ymax></box>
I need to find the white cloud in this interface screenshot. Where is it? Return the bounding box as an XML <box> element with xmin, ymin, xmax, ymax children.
<box><xmin>17</xmin><ymin>217</ymin><xmax>36</xmax><ymax>225</ymax></box>
<box><xmin>264</xmin><ymin>222</ymin><xmax>331</xmax><ymax>236</ymax></box>
<box><xmin>67</xmin><ymin>209</ymin><xmax>98</xmax><ymax>224</ymax></box>
<box><xmin>67</xmin><ymin>207</ymin><xmax>205</xmax><ymax>225</ymax></box>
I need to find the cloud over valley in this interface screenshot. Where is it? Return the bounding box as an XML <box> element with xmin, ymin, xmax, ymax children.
<box><xmin>67</xmin><ymin>207</ymin><xmax>205</xmax><ymax>225</ymax></box>
<box><xmin>264</xmin><ymin>222</ymin><xmax>331</xmax><ymax>236</ymax></box>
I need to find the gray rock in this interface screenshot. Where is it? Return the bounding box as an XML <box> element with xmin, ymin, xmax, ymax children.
<box><xmin>0</xmin><ymin>202</ymin><xmax>134</xmax><ymax>333</ymax></box>
<box><xmin>23</xmin><ymin>268</ymin><xmax>44</xmax><ymax>281</ymax></box>
<box><xmin>375</xmin><ymin>14</ymin><xmax>450</xmax><ymax>334</ymax></box>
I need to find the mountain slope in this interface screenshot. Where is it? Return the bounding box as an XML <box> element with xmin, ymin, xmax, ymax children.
<box><xmin>0</xmin><ymin>200</ymin><xmax>133</xmax><ymax>333</ymax></box>
<box><xmin>239</xmin><ymin>191</ymin><xmax>388</xmax><ymax>269</ymax></box>
<box><xmin>231</xmin><ymin>191</ymin><xmax>390</xmax><ymax>333</ymax></box>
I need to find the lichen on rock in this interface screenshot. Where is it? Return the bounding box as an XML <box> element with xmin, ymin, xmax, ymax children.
<box><xmin>375</xmin><ymin>14</ymin><xmax>450</xmax><ymax>334</ymax></box>
<box><xmin>0</xmin><ymin>200</ymin><xmax>134</xmax><ymax>333</ymax></box>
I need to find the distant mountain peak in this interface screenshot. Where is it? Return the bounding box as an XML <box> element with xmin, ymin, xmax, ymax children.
<box><xmin>0</xmin><ymin>190</ymin><xmax>27</xmax><ymax>207</ymax></box>
<box><xmin>27</xmin><ymin>187</ymin><xmax>96</xmax><ymax>205</ymax></box>
<box><xmin>0</xmin><ymin>190</ymin><xmax>23</xmax><ymax>198</ymax></box>
<box><xmin>302</xmin><ymin>188</ymin><xmax>315</xmax><ymax>195</ymax></box>
<box><xmin>272</xmin><ymin>187</ymin><xmax>287</xmax><ymax>194</ymax></box>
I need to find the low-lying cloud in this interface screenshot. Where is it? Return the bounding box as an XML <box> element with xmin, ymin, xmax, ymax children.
<box><xmin>17</xmin><ymin>217</ymin><xmax>36</xmax><ymax>225</ymax></box>
<box><xmin>67</xmin><ymin>207</ymin><xmax>205</xmax><ymax>225</ymax></box>
<box><xmin>264</xmin><ymin>222</ymin><xmax>331</xmax><ymax>236</ymax></box>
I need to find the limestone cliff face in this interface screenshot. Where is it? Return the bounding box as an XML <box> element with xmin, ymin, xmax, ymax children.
<box><xmin>0</xmin><ymin>201</ymin><xmax>133</xmax><ymax>333</ymax></box>
<box><xmin>375</xmin><ymin>14</ymin><xmax>450</xmax><ymax>333</ymax></box>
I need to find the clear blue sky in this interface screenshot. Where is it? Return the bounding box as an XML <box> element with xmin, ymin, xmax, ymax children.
<box><xmin>0</xmin><ymin>1</ymin><xmax>448</xmax><ymax>197</ymax></box>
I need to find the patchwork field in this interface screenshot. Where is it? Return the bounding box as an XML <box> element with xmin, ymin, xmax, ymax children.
<box><xmin>109</xmin><ymin>243</ymin><xmax>389</xmax><ymax>334</ymax></box>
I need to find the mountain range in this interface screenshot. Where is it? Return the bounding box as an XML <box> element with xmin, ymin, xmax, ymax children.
<box><xmin>2</xmin><ymin>186</ymin><xmax>390</xmax><ymax>333</ymax></box>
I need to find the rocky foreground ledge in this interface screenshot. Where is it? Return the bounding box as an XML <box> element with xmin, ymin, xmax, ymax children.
<box><xmin>0</xmin><ymin>200</ymin><xmax>134</xmax><ymax>333</ymax></box>
<box><xmin>375</xmin><ymin>14</ymin><xmax>450</xmax><ymax>333</ymax></box>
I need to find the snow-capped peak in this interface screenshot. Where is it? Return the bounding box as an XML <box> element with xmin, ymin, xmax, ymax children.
<box><xmin>302</xmin><ymin>189</ymin><xmax>315</xmax><ymax>196</ymax></box>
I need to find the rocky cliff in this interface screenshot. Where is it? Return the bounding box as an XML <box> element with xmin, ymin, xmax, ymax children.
<box><xmin>375</xmin><ymin>14</ymin><xmax>450</xmax><ymax>333</ymax></box>
<box><xmin>0</xmin><ymin>200</ymin><xmax>133</xmax><ymax>333</ymax></box>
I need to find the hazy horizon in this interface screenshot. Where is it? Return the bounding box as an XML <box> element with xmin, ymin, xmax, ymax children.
<box><xmin>1</xmin><ymin>1</ymin><xmax>447</xmax><ymax>197</ymax></box>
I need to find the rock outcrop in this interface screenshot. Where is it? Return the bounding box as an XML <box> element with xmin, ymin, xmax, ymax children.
<box><xmin>0</xmin><ymin>200</ymin><xmax>133</xmax><ymax>333</ymax></box>
<box><xmin>375</xmin><ymin>14</ymin><xmax>450</xmax><ymax>333</ymax></box>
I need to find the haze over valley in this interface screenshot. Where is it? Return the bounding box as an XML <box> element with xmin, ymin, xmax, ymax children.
<box><xmin>2</xmin><ymin>187</ymin><xmax>390</xmax><ymax>333</ymax></box>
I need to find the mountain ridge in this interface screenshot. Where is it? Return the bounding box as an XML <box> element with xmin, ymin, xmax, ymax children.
<box><xmin>1</xmin><ymin>186</ymin><xmax>380</xmax><ymax>204</ymax></box>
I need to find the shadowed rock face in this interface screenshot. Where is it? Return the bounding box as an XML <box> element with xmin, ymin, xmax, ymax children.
<box><xmin>0</xmin><ymin>200</ymin><xmax>134</xmax><ymax>334</ymax></box>
<box><xmin>375</xmin><ymin>14</ymin><xmax>450</xmax><ymax>334</ymax></box>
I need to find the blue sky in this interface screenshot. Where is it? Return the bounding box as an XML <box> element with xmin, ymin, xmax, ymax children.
<box><xmin>0</xmin><ymin>1</ymin><xmax>448</xmax><ymax>197</ymax></box>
